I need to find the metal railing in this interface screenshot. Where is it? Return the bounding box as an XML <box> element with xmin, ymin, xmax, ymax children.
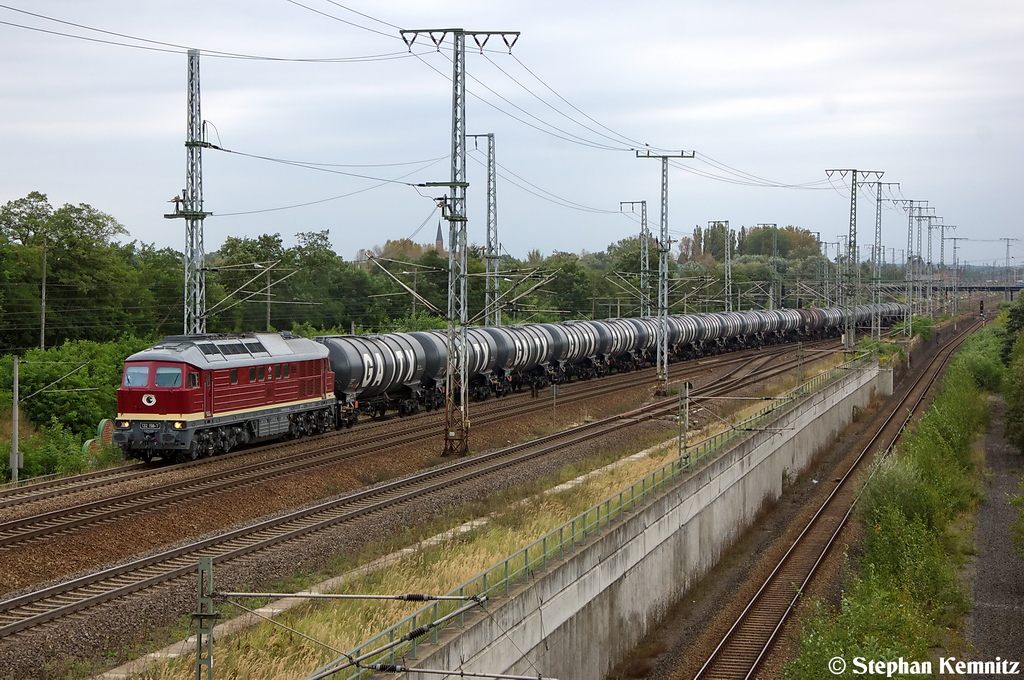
<box><xmin>311</xmin><ymin>353</ymin><xmax>874</xmax><ymax>680</ymax></box>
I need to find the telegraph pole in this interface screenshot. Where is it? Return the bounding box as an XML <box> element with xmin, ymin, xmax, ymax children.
<box><xmin>621</xmin><ymin>201</ymin><xmax>650</xmax><ymax>317</ymax></box>
<box><xmin>826</xmin><ymin>169</ymin><xmax>883</xmax><ymax>348</ymax></box>
<box><xmin>164</xmin><ymin>49</ymin><xmax>212</xmax><ymax>335</ymax></box>
<box><xmin>468</xmin><ymin>134</ymin><xmax>500</xmax><ymax>326</ymax></box>
<box><xmin>403</xmin><ymin>28</ymin><xmax>519</xmax><ymax>456</ymax></box>
<box><xmin>638</xmin><ymin>150</ymin><xmax>694</xmax><ymax>396</ymax></box>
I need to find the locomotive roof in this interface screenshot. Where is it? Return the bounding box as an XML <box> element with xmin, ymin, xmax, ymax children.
<box><xmin>124</xmin><ymin>332</ymin><xmax>328</xmax><ymax>368</ymax></box>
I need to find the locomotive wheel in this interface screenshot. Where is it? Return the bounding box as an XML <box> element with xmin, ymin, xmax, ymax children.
<box><xmin>178</xmin><ymin>440</ymin><xmax>200</xmax><ymax>463</ymax></box>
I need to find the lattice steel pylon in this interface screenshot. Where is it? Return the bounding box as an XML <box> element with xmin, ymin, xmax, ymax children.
<box><xmin>826</xmin><ymin>169</ymin><xmax>883</xmax><ymax>349</ymax></box>
<box><xmin>403</xmin><ymin>28</ymin><xmax>518</xmax><ymax>456</ymax></box>
<box><xmin>710</xmin><ymin>221</ymin><xmax>731</xmax><ymax>312</ymax></box>
<box><xmin>924</xmin><ymin>215</ymin><xmax>943</xmax><ymax>318</ymax></box>
<box><xmin>892</xmin><ymin>199</ymin><xmax>925</xmax><ymax>327</ymax></box>
<box><xmin>469</xmin><ymin>133</ymin><xmax>500</xmax><ymax>327</ymax></box>
<box><xmin>871</xmin><ymin>182</ymin><xmax>899</xmax><ymax>340</ymax></box>
<box><xmin>638</xmin><ymin>150</ymin><xmax>694</xmax><ymax>395</ymax></box>
<box><xmin>164</xmin><ymin>49</ymin><xmax>211</xmax><ymax>335</ymax></box>
<box><xmin>620</xmin><ymin>201</ymin><xmax>650</xmax><ymax>316</ymax></box>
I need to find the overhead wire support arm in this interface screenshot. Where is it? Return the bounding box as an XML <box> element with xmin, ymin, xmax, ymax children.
<box><xmin>399</xmin><ymin>29</ymin><xmax>520</xmax><ymax>54</ymax></box>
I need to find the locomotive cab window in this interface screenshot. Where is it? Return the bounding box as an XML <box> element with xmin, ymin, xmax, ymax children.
<box><xmin>123</xmin><ymin>366</ymin><xmax>149</xmax><ymax>387</ymax></box>
<box><xmin>155</xmin><ymin>367</ymin><xmax>182</xmax><ymax>387</ymax></box>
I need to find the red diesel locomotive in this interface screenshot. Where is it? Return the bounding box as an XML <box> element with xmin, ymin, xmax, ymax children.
<box><xmin>114</xmin><ymin>332</ymin><xmax>337</xmax><ymax>462</ymax></box>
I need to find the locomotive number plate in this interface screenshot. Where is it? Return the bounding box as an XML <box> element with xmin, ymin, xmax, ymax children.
<box><xmin>140</xmin><ymin>422</ymin><xmax>161</xmax><ymax>430</ymax></box>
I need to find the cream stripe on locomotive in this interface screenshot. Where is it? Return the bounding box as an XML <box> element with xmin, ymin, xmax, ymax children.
<box><xmin>118</xmin><ymin>395</ymin><xmax>333</xmax><ymax>422</ymax></box>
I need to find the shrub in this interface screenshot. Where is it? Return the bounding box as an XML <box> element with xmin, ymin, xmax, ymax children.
<box><xmin>785</xmin><ymin>576</ymin><xmax>931</xmax><ymax>680</ymax></box>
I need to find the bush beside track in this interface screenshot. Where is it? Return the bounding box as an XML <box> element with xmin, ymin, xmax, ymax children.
<box><xmin>784</xmin><ymin>321</ymin><xmax>1002</xmax><ymax>678</ymax></box>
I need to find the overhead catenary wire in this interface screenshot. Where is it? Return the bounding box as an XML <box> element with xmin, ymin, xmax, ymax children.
<box><xmin>467</xmin><ymin>151</ymin><xmax>617</xmax><ymax>214</ymax></box>
<box><xmin>0</xmin><ymin>3</ymin><xmax>413</xmax><ymax>61</ymax></box>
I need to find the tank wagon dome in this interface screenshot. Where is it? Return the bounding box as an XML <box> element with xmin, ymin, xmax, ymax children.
<box><xmin>124</xmin><ymin>331</ymin><xmax>328</xmax><ymax>368</ymax></box>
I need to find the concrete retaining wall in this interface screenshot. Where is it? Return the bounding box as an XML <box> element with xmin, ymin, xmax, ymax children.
<box><xmin>405</xmin><ymin>362</ymin><xmax>889</xmax><ymax>680</ymax></box>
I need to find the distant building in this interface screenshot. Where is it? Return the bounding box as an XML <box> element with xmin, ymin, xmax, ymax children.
<box><xmin>435</xmin><ymin>222</ymin><xmax>445</xmax><ymax>256</ymax></box>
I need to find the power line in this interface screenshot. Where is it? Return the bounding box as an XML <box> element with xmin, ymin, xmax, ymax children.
<box><xmin>0</xmin><ymin>3</ymin><xmax>412</xmax><ymax>62</ymax></box>
<box><xmin>281</xmin><ymin>0</ymin><xmax>400</xmax><ymax>40</ymax></box>
<box><xmin>411</xmin><ymin>52</ymin><xmax>625</xmax><ymax>151</ymax></box>
<box><xmin>468</xmin><ymin>151</ymin><xmax>616</xmax><ymax>214</ymax></box>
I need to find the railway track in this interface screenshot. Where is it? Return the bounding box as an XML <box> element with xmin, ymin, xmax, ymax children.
<box><xmin>0</xmin><ymin>337</ymin><xmax>842</xmax><ymax>637</ymax></box>
<box><xmin>691</xmin><ymin>320</ymin><xmax>981</xmax><ymax>680</ymax></box>
<box><xmin>0</xmin><ymin>341</ymin><xmax>832</xmax><ymax>552</ymax></box>
<box><xmin>0</xmin><ymin>338</ymin><xmax>820</xmax><ymax>514</ymax></box>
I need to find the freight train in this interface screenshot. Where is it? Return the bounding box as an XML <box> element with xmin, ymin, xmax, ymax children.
<box><xmin>113</xmin><ymin>303</ymin><xmax>906</xmax><ymax>462</ymax></box>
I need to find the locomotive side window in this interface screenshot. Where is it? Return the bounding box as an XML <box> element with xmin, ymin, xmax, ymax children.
<box><xmin>123</xmin><ymin>366</ymin><xmax>149</xmax><ymax>387</ymax></box>
<box><xmin>230</xmin><ymin>369</ymin><xmax>238</xmax><ymax>385</ymax></box>
<box><xmin>258</xmin><ymin>366</ymin><xmax>265</xmax><ymax>381</ymax></box>
<box><xmin>249</xmin><ymin>367</ymin><xmax>256</xmax><ymax>382</ymax></box>
<box><xmin>155</xmin><ymin>367</ymin><xmax>182</xmax><ymax>387</ymax></box>
<box><xmin>284</xmin><ymin>364</ymin><xmax>290</xmax><ymax>378</ymax></box>
<box><xmin>188</xmin><ymin>372</ymin><xmax>200</xmax><ymax>388</ymax></box>
<box><xmin>275</xmin><ymin>364</ymin><xmax>282</xmax><ymax>379</ymax></box>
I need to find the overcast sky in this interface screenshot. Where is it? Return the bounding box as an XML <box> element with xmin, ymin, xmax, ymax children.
<box><xmin>1</xmin><ymin>0</ymin><xmax>1022</xmax><ymax>270</ymax></box>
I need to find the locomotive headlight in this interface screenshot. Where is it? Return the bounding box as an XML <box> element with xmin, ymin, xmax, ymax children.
<box><xmin>116</xmin><ymin>420</ymin><xmax>131</xmax><ymax>429</ymax></box>
<box><xmin>172</xmin><ymin>421</ymin><xmax>187</xmax><ymax>430</ymax></box>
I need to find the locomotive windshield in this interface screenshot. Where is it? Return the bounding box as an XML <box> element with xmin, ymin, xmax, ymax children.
<box><xmin>123</xmin><ymin>366</ymin><xmax>149</xmax><ymax>387</ymax></box>
<box><xmin>155</xmin><ymin>366</ymin><xmax>183</xmax><ymax>387</ymax></box>
<box><xmin>122</xmin><ymin>365</ymin><xmax>183</xmax><ymax>387</ymax></box>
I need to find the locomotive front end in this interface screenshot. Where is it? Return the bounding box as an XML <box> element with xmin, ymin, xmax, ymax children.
<box><xmin>114</xmin><ymin>358</ymin><xmax>200</xmax><ymax>461</ymax></box>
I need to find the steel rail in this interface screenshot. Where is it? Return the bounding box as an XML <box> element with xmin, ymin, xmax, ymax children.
<box><xmin>692</xmin><ymin>320</ymin><xmax>981</xmax><ymax>679</ymax></box>
<box><xmin>0</xmin><ymin>341</ymin><xmax>830</xmax><ymax>551</ymax></box>
<box><xmin>0</xmin><ymin>340</ymin><xmax>840</xmax><ymax>637</ymax></box>
<box><xmin>0</xmin><ymin>340</ymin><xmax>825</xmax><ymax>513</ymax></box>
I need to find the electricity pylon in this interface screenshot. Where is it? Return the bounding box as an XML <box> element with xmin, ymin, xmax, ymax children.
<box><xmin>826</xmin><ymin>169</ymin><xmax>883</xmax><ymax>349</ymax></box>
<box><xmin>469</xmin><ymin>133</ymin><xmax>500</xmax><ymax>326</ymax></box>
<box><xmin>164</xmin><ymin>49</ymin><xmax>212</xmax><ymax>334</ymax></box>
<box><xmin>710</xmin><ymin>221</ymin><xmax>732</xmax><ymax>311</ymax></box>
<box><xmin>638</xmin><ymin>150</ymin><xmax>695</xmax><ymax>395</ymax></box>
<box><xmin>620</xmin><ymin>201</ymin><xmax>650</xmax><ymax>316</ymax></box>
<box><xmin>1001</xmin><ymin>237</ymin><xmax>1020</xmax><ymax>301</ymax></box>
<box><xmin>871</xmin><ymin>182</ymin><xmax>899</xmax><ymax>340</ymax></box>
<box><xmin>402</xmin><ymin>28</ymin><xmax>519</xmax><ymax>456</ymax></box>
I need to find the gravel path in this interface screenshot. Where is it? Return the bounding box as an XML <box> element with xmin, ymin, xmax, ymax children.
<box><xmin>968</xmin><ymin>398</ymin><xmax>1024</xmax><ymax>670</ymax></box>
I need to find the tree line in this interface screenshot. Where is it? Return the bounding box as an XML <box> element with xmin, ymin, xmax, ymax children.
<box><xmin>2</xmin><ymin>192</ymin><xmax>852</xmax><ymax>354</ymax></box>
